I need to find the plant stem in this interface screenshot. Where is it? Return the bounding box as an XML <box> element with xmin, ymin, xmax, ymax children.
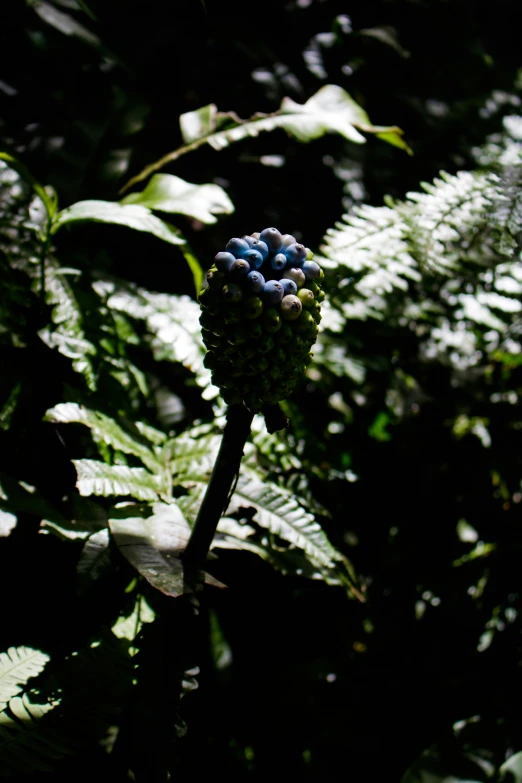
<box><xmin>183</xmin><ymin>404</ymin><xmax>254</xmax><ymax>570</ymax></box>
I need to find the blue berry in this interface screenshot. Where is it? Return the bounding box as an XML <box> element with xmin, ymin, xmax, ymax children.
<box><xmin>259</xmin><ymin>227</ymin><xmax>283</xmax><ymax>253</ymax></box>
<box><xmin>214</xmin><ymin>251</ymin><xmax>236</xmax><ymax>271</ymax></box>
<box><xmin>222</xmin><ymin>283</ymin><xmax>243</xmax><ymax>304</ymax></box>
<box><xmin>285</xmin><ymin>267</ymin><xmax>306</xmax><ymax>288</ymax></box>
<box><xmin>285</xmin><ymin>243</ymin><xmax>307</xmax><ymax>267</ymax></box>
<box><xmin>228</xmin><ymin>259</ymin><xmax>250</xmax><ymax>280</ymax></box>
<box><xmin>280</xmin><ymin>278</ymin><xmax>297</xmax><ymax>296</ymax></box>
<box><xmin>242</xmin><ymin>235</ymin><xmax>256</xmax><ymax>246</ymax></box>
<box><xmin>226</xmin><ymin>237</ymin><xmax>250</xmax><ymax>258</ymax></box>
<box><xmin>302</xmin><ymin>260</ymin><xmax>321</xmax><ymax>279</ymax></box>
<box><xmin>245</xmin><ymin>271</ymin><xmax>265</xmax><ymax>293</ymax></box>
<box><xmin>271</xmin><ymin>253</ymin><xmax>287</xmax><ymax>272</ymax></box>
<box><xmin>262</xmin><ymin>280</ymin><xmax>284</xmax><ymax>304</ymax></box>
<box><xmin>243</xmin><ymin>248</ymin><xmax>264</xmax><ymax>270</ymax></box>
<box><xmin>281</xmin><ymin>234</ymin><xmax>296</xmax><ymax>248</ymax></box>
<box><xmin>251</xmin><ymin>239</ymin><xmax>269</xmax><ymax>260</ymax></box>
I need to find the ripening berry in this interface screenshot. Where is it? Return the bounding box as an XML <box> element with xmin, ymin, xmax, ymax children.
<box><xmin>280</xmin><ymin>278</ymin><xmax>298</xmax><ymax>296</ymax></box>
<box><xmin>262</xmin><ymin>308</ymin><xmax>282</xmax><ymax>333</ymax></box>
<box><xmin>259</xmin><ymin>227</ymin><xmax>283</xmax><ymax>253</ymax></box>
<box><xmin>251</xmin><ymin>231</ymin><xmax>260</xmax><ymax>240</ymax></box>
<box><xmin>281</xmin><ymin>233</ymin><xmax>296</xmax><ymax>248</ymax></box>
<box><xmin>229</xmin><ymin>259</ymin><xmax>250</xmax><ymax>280</ymax></box>
<box><xmin>242</xmin><ymin>235</ymin><xmax>255</xmax><ymax>246</ymax></box>
<box><xmin>285</xmin><ymin>267</ymin><xmax>306</xmax><ymax>288</ymax></box>
<box><xmin>262</xmin><ymin>280</ymin><xmax>284</xmax><ymax>304</ymax></box>
<box><xmin>226</xmin><ymin>237</ymin><xmax>250</xmax><ymax>257</ymax></box>
<box><xmin>245</xmin><ymin>271</ymin><xmax>265</xmax><ymax>293</ymax></box>
<box><xmin>242</xmin><ymin>296</ymin><xmax>263</xmax><ymax>320</ymax></box>
<box><xmin>297</xmin><ymin>288</ymin><xmax>314</xmax><ymax>308</ymax></box>
<box><xmin>222</xmin><ymin>283</ymin><xmax>244</xmax><ymax>304</ymax></box>
<box><xmin>271</xmin><ymin>253</ymin><xmax>287</xmax><ymax>272</ymax></box>
<box><xmin>302</xmin><ymin>260</ymin><xmax>321</xmax><ymax>279</ymax></box>
<box><xmin>285</xmin><ymin>243</ymin><xmax>307</xmax><ymax>267</ymax></box>
<box><xmin>243</xmin><ymin>248</ymin><xmax>264</xmax><ymax>270</ymax></box>
<box><xmin>305</xmin><ymin>247</ymin><xmax>314</xmax><ymax>260</ymax></box>
<box><xmin>280</xmin><ymin>294</ymin><xmax>302</xmax><ymax>321</ymax></box>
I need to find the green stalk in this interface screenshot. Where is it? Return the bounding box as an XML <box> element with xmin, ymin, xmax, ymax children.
<box><xmin>183</xmin><ymin>403</ymin><xmax>254</xmax><ymax>570</ymax></box>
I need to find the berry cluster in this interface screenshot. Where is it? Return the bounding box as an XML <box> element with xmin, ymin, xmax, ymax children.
<box><xmin>199</xmin><ymin>227</ymin><xmax>325</xmax><ymax>412</ymax></box>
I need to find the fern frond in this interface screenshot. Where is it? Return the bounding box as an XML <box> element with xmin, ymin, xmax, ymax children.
<box><xmin>0</xmin><ymin>648</ymin><xmax>50</xmax><ymax>709</ymax></box>
<box><xmin>72</xmin><ymin>459</ymin><xmax>164</xmax><ymax>501</ymax></box>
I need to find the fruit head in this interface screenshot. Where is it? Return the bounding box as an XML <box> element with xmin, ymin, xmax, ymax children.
<box><xmin>199</xmin><ymin>227</ymin><xmax>325</xmax><ymax>412</ymax></box>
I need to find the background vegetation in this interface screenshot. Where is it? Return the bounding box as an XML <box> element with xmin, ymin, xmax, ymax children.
<box><xmin>1</xmin><ymin>1</ymin><xmax>522</xmax><ymax>780</ymax></box>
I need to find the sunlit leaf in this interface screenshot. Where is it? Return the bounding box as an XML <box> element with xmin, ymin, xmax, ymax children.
<box><xmin>76</xmin><ymin>529</ymin><xmax>111</xmax><ymax>592</ymax></box>
<box><xmin>0</xmin><ymin>648</ymin><xmax>50</xmax><ymax>709</ymax></box>
<box><xmin>109</xmin><ymin>502</ymin><xmax>190</xmax><ymax>597</ymax></box>
<box><xmin>72</xmin><ymin>459</ymin><xmax>163</xmax><ymax>501</ymax></box>
<box><xmin>52</xmin><ymin>200</ymin><xmax>185</xmax><ymax>245</ymax></box>
<box><xmin>121</xmin><ymin>173</ymin><xmax>234</xmax><ymax>225</ymax></box>
<box><xmin>498</xmin><ymin>751</ymin><xmax>522</xmax><ymax>782</ymax></box>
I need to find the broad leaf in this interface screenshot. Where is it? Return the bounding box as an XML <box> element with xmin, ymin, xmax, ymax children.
<box><xmin>121</xmin><ymin>173</ymin><xmax>234</xmax><ymax>225</ymax></box>
<box><xmin>40</xmin><ymin>495</ymin><xmax>108</xmax><ymax>541</ymax></box>
<box><xmin>179</xmin><ymin>84</ymin><xmax>408</xmax><ymax>150</ymax></box>
<box><xmin>45</xmin><ymin>402</ymin><xmax>162</xmax><ymax>473</ymax></box>
<box><xmin>168</xmin><ymin>432</ymin><xmax>220</xmax><ymax>484</ymax></box>
<box><xmin>0</xmin><ymin>648</ymin><xmax>50</xmax><ymax>709</ymax></box>
<box><xmin>76</xmin><ymin>529</ymin><xmax>111</xmax><ymax>593</ymax></box>
<box><xmin>52</xmin><ymin>200</ymin><xmax>185</xmax><ymax>245</ymax></box>
<box><xmin>498</xmin><ymin>752</ymin><xmax>522</xmax><ymax>783</ymax></box>
<box><xmin>0</xmin><ymin>152</ymin><xmax>56</xmax><ymax>219</ymax></box>
<box><xmin>229</xmin><ymin>470</ymin><xmax>341</xmax><ymax>569</ymax></box>
<box><xmin>109</xmin><ymin>502</ymin><xmax>190</xmax><ymax>597</ymax></box>
<box><xmin>72</xmin><ymin>459</ymin><xmax>163</xmax><ymax>501</ymax></box>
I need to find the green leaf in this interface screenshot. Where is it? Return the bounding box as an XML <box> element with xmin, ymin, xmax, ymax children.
<box><xmin>72</xmin><ymin>459</ymin><xmax>163</xmax><ymax>501</ymax></box>
<box><xmin>0</xmin><ymin>648</ymin><xmax>50</xmax><ymax>709</ymax></box>
<box><xmin>498</xmin><ymin>752</ymin><xmax>522</xmax><ymax>782</ymax></box>
<box><xmin>29</xmin><ymin>0</ymin><xmax>101</xmax><ymax>48</ymax></box>
<box><xmin>0</xmin><ymin>632</ymin><xmax>133</xmax><ymax>776</ymax></box>
<box><xmin>51</xmin><ymin>200</ymin><xmax>185</xmax><ymax>246</ymax></box>
<box><xmin>121</xmin><ymin>173</ymin><xmax>234</xmax><ymax>225</ymax></box>
<box><xmin>229</xmin><ymin>470</ymin><xmax>341</xmax><ymax>570</ymax></box>
<box><xmin>0</xmin><ymin>472</ymin><xmax>66</xmax><ymax>526</ymax></box>
<box><xmin>0</xmin><ymin>510</ymin><xmax>17</xmax><ymax>537</ymax></box>
<box><xmin>180</xmin><ymin>85</ymin><xmax>407</xmax><ymax>150</ymax></box>
<box><xmin>109</xmin><ymin>502</ymin><xmax>191</xmax><ymax>597</ymax></box>
<box><xmin>0</xmin><ymin>152</ymin><xmax>56</xmax><ymax>219</ymax></box>
<box><xmin>41</xmin><ymin>495</ymin><xmax>108</xmax><ymax>541</ymax></box>
<box><xmin>76</xmin><ymin>529</ymin><xmax>111</xmax><ymax>593</ymax></box>
<box><xmin>45</xmin><ymin>402</ymin><xmax>162</xmax><ymax>473</ymax></box>
<box><xmin>122</xmin><ymin>85</ymin><xmax>408</xmax><ymax>194</ymax></box>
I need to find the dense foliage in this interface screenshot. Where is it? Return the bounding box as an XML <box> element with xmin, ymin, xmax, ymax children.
<box><xmin>1</xmin><ymin>1</ymin><xmax>522</xmax><ymax>780</ymax></box>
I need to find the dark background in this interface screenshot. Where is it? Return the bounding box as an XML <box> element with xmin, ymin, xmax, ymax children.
<box><xmin>1</xmin><ymin>0</ymin><xmax>522</xmax><ymax>780</ymax></box>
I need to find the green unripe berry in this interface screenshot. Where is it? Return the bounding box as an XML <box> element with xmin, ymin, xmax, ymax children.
<box><xmin>224</xmin><ymin>308</ymin><xmax>242</xmax><ymax>325</ymax></box>
<box><xmin>201</xmin><ymin>328</ymin><xmax>222</xmax><ymax>347</ymax></box>
<box><xmin>203</xmin><ymin>351</ymin><xmax>218</xmax><ymax>370</ymax></box>
<box><xmin>247</xmin><ymin>321</ymin><xmax>263</xmax><ymax>339</ymax></box>
<box><xmin>207</xmin><ymin>268</ymin><xmax>226</xmax><ymax>290</ymax></box>
<box><xmin>272</xmin><ymin>346</ymin><xmax>286</xmax><ymax>364</ymax></box>
<box><xmin>294</xmin><ymin>311</ymin><xmax>315</xmax><ymax>333</ymax></box>
<box><xmin>227</xmin><ymin>326</ymin><xmax>248</xmax><ymax>346</ymax></box>
<box><xmin>238</xmin><ymin>345</ymin><xmax>257</xmax><ymax>360</ymax></box>
<box><xmin>316</xmin><ymin>288</ymin><xmax>326</xmax><ymax>303</ymax></box>
<box><xmin>277</xmin><ymin>324</ymin><xmax>293</xmax><ymax>344</ymax></box>
<box><xmin>305</xmin><ymin>247</ymin><xmax>314</xmax><ymax>260</ymax></box>
<box><xmin>222</xmin><ymin>283</ymin><xmax>243</xmax><ymax>304</ymax></box>
<box><xmin>242</xmin><ymin>296</ymin><xmax>263</xmax><ymax>320</ymax></box>
<box><xmin>249</xmin><ymin>356</ymin><xmax>269</xmax><ymax>373</ymax></box>
<box><xmin>262</xmin><ymin>308</ymin><xmax>282</xmax><ymax>333</ymax></box>
<box><xmin>257</xmin><ymin>335</ymin><xmax>275</xmax><ymax>354</ymax></box>
<box><xmin>198</xmin><ymin>287</ymin><xmax>221</xmax><ymax>309</ymax></box>
<box><xmin>297</xmin><ymin>288</ymin><xmax>314</xmax><ymax>308</ymax></box>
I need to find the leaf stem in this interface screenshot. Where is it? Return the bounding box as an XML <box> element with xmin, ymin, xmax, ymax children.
<box><xmin>183</xmin><ymin>404</ymin><xmax>254</xmax><ymax>570</ymax></box>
